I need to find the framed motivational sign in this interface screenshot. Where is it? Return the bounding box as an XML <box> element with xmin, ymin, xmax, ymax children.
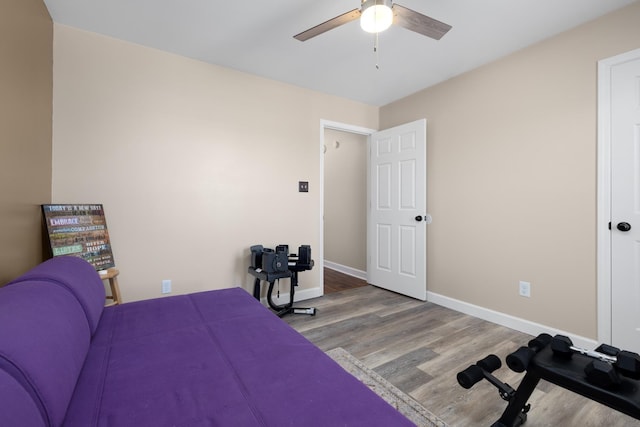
<box><xmin>41</xmin><ymin>204</ymin><xmax>115</xmax><ymax>271</ymax></box>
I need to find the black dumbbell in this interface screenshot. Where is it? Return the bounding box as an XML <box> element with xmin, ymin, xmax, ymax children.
<box><xmin>613</xmin><ymin>351</ymin><xmax>640</xmax><ymax>379</ymax></box>
<box><xmin>457</xmin><ymin>354</ymin><xmax>502</xmax><ymax>389</ymax></box>
<box><xmin>506</xmin><ymin>333</ymin><xmax>552</xmax><ymax>373</ymax></box>
<box><xmin>551</xmin><ymin>335</ymin><xmax>616</xmax><ymax>362</ymax></box>
<box><xmin>595</xmin><ymin>343</ymin><xmax>620</xmax><ymax>357</ymax></box>
<box><xmin>551</xmin><ymin>335</ymin><xmax>640</xmax><ymax>379</ymax></box>
<box><xmin>584</xmin><ymin>359</ymin><xmax>622</xmax><ymax>389</ymax></box>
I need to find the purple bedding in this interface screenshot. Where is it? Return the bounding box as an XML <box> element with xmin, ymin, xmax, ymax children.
<box><xmin>0</xmin><ymin>257</ymin><xmax>415</xmax><ymax>427</ymax></box>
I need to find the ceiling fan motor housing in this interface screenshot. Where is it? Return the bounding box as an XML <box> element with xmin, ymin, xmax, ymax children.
<box><xmin>360</xmin><ymin>0</ymin><xmax>394</xmax><ymax>33</ymax></box>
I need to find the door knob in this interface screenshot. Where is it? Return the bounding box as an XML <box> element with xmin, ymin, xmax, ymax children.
<box><xmin>617</xmin><ymin>222</ymin><xmax>632</xmax><ymax>232</ymax></box>
<box><xmin>415</xmin><ymin>215</ymin><xmax>423</xmax><ymax>222</ymax></box>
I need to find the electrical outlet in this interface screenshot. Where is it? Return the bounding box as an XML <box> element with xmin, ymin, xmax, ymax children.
<box><xmin>162</xmin><ymin>279</ymin><xmax>172</xmax><ymax>294</ymax></box>
<box><xmin>519</xmin><ymin>281</ymin><xmax>531</xmax><ymax>298</ymax></box>
<box><xmin>298</xmin><ymin>181</ymin><xmax>309</xmax><ymax>192</ymax></box>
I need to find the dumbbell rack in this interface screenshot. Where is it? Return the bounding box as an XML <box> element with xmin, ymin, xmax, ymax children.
<box><xmin>459</xmin><ymin>342</ymin><xmax>640</xmax><ymax>426</ymax></box>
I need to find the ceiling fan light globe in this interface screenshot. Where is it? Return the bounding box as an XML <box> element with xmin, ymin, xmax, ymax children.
<box><xmin>360</xmin><ymin>0</ymin><xmax>393</xmax><ymax>33</ymax></box>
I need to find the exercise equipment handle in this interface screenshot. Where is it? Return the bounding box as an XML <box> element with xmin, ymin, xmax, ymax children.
<box><xmin>571</xmin><ymin>345</ymin><xmax>617</xmax><ymax>363</ymax></box>
<box><xmin>457</xmin><ymin>365</ymin><xmax>484</xmax><ymax>389</ymax></box>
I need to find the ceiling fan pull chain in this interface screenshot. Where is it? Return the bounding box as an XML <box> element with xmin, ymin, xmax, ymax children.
<box><xmin>374</xmin><ymin>32</ymin><xmax>380</xmax><ymax>70</ymax></box>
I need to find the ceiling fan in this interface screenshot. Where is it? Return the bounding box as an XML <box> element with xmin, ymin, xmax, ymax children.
<box><xmin>294</xmin><ymin>0</ymin><xmax>452</xmax><ymax>42</ymax></box>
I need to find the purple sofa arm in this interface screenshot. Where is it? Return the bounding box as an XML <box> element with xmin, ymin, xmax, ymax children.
<box><xmin>7</xmin><ymin>256</ymin><xmax>106</xmax><ymax>334</ymax></box>
<box><xmin>0</xmin><ymin>369</ymin><xmax>46</xmax><ymax>427</ymax></box>
<box><xmin>0</xmin><ymin>257</ymin><xmax>103</xmax><ymax>426</ymax></box>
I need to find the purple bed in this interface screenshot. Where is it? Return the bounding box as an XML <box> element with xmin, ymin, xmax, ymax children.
<box><xmin>0</xmin><ymin>256</ymin><xmax>415</xmax><ymax>426</ymax></box>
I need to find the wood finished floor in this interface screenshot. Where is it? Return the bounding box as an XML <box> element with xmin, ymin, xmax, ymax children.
<box><xmin>284</xmin><ymin>272</ymin><xmax>640</xmax><ymax>426</ymax></box>
<box><xmin>323</xmin><ymin>267</ymin><xmax>368</xmax><ymax>294</ymax></box>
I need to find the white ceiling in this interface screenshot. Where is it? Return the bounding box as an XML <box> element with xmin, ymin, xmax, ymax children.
<box><xmin>43</xmin><ymin>0</ymin><xmax>637</xmax><ymax>106</ymax></box>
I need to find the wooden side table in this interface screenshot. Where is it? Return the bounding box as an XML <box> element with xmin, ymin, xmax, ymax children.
<box><xmin>100</xmin><ymin>268</ymin><xmax>122</xmax><ymax>306</ymax></box>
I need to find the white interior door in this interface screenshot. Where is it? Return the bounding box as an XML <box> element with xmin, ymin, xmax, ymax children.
<box><xmin>610</xmin><ymin>54</ymin><xmax>640</xmax><ymax>352</ymax></box>
<box><xmin>367</xmin><ymin>119</ymin><xmax>427</xmax><ymax>300</ymax></box>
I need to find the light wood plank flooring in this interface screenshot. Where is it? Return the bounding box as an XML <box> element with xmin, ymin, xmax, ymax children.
<box><xmin>284</xmin><ymin>285</ymin><xmax>640</xmax><ymax>426</ymax></box>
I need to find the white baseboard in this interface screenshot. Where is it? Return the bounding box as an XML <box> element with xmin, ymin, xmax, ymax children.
<box><xmin>324</xmin><ymin>260</ymin><xmax>367</xmax><ymax>281</ymax></box>
<box><xmin>427</xmin><ymin>291</ymin><xmax>598</xmax><ymax>349</ymax></box>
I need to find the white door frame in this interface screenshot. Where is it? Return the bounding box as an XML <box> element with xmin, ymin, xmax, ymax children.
<box><xmin>596</xmin><ymin>47</ymin><xmax>640</xmax><ymax>344</ymax></box>
<box><xmin>319</xmin><ymin>120</ymin><xmax>377</xmax><ymax>295</ymax></box>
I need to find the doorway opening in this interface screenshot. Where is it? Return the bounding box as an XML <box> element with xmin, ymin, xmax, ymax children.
<box><xmin>319</xmin><ymin>119</ymin><xmax>428</xmax><ymax>300</ymax></box>
<box><xmin>320</xmin><ymin>120</ymin><xmax>375</xmax><ymax>294</ymax></box>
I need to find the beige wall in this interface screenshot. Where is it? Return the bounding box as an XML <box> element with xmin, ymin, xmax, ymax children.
<box><xmin>0</xmin><ymin>0</ymin><xmax>52</xmax><ymax>284</ymax></box>
<box><xmin>380</xmin><ymin>2</ymin><xmax>640</xmax><ymax>339</ymax></box>
<box><xmin>324</xmin><ymin>129</ymin><xmax>367</xmax><ymax>271</ymax></box>
<box><xmin>33</xmin><ymin>0</ymin><xmax>639</xmax><ymax>339</ymax></box>
<box><xmin>52</xmin><ymin>25</ymin><xmax>378</xmax><ymax>302</ymax></box>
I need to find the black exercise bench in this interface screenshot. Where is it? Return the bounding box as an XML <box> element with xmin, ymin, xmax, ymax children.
<box><xmin>457</xmin><ymin>333</ymin><xmax>640</xmax><ymax>426</ymax></box>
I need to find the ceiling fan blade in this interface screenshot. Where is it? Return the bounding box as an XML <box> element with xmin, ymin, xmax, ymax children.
<box><xmin>392</xmin><ymin>4</ymin><xmax>452</xmax><ymax>40</ymax></box>
<box><xmin>294</xmin><ymin>9</ymin><xmax>361</xmax><ymax>41</ymax></box>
